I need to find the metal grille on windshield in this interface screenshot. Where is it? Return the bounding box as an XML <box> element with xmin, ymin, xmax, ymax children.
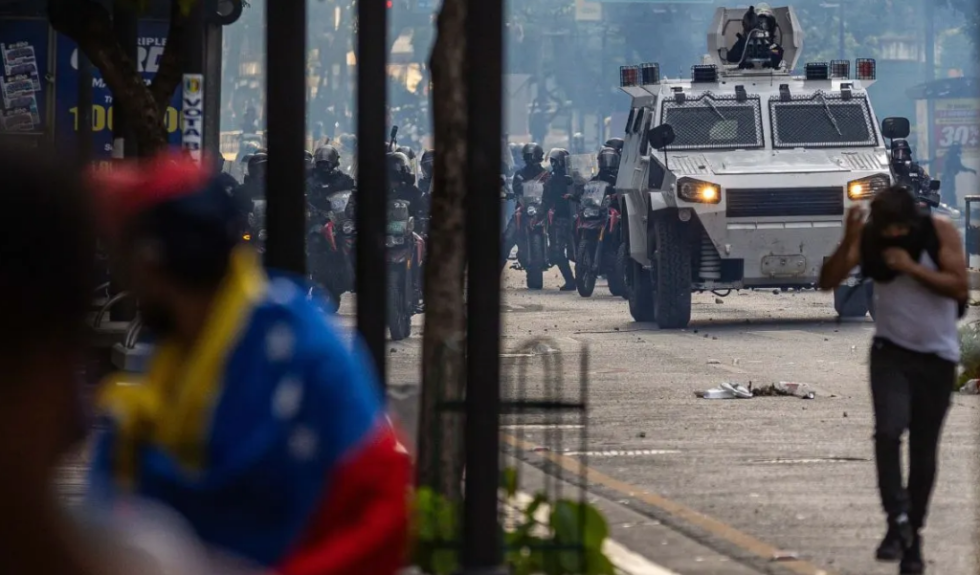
<box><xmin>661</xmin><ymin>93</ymin><xmax>764</xmax><ymax>151</ymax></box>
<box><xmin>769</xmin><ymin>92</ymin><xmax>877</xmax><ymax>149</ymax></box>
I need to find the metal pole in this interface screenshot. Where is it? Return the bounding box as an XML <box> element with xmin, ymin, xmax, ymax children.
<box><xmin>264</xmin><ymin>0</ymin><xmax>308</xmax><ymax>275</ymax></box>
<box><xmin>183</xmin><ymin>1</ymin><xmax>206</xmax><ymax>163</ymax></box>
<box><xmin>203</xmin><ymin>22</ymin><xmax>224</xmax><ymax>164</ymax></box>
<box><xmin>77</xmin><ymin>52</ymin><xmax>93</xmax><ymax>167</ymax></box>
<box><xmin>461</xmin><ymin>0</ymin><xmax>505</xmax><ymax>569</ymax></box>
<box><xmin>356</xmin><ymin>0</ymin><xmax>388</xmax><ymax>386</ymax></box>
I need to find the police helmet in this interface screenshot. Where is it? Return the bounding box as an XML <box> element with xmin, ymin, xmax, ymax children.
<box><xmin>387</xmin><ymin>151</ymin><xmax>412</xmax><ymax>182</ymax></box>
<box><xmin>397</xmin><ymin>145</ymin><xmax>416</xmax><ymax>161</ymax></box>
<box><xmin>548</xmin><ymin>148</ymin><xmax>570</xmax><ymax>171</ymax></box>
<box><xmin>522</xmin><ymin>143</ymin><xmax>545</xmax><ymax>165</ymax></box>
<box><xmin>604</xmin><ymin>138</ymin><xmax>625</xmax><ymax>154</ymax></box>
<box><xmin>314</xmin><ymin>145</ymin><xmax>341</xmax><ymax>170</ymax></box>
<box><xmin>598</xmin><ymin>147</ymin><xmax>620</xmax><ymax>172</ymax></box>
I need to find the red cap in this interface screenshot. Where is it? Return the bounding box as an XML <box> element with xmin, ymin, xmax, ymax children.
<box><xmin>90</xmin><ymin>152</ymin><xmax>214</xmax><ymax>235</ymax></box>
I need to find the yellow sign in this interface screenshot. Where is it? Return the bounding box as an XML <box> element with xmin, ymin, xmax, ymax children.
<box><xmin>185</xmin><ymin>76</ymin><xmax>202</xmax><ymax>94</ymax></box>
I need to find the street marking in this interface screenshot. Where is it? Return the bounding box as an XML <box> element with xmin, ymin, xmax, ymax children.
<box><xmin>503</xmin><ymin>433</ymin><xmax>835</xmax><ymax>575</ymax></box>
<box><xmin>563</xmin><ymin>449</ymin><xmax>681</xmax><ymax>457</ymax></box>
<box><xmin>510</xmin><ymin>492</ymin><xmax>679</xmax><ymax>575</ymax></box>
<box><xmin>750</xmin><ymin>457</ymin><xmax>869</xmax><ymax>465</ymax></box>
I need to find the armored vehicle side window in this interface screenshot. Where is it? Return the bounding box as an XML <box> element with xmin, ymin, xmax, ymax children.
<box><xmin>632</xmin><ymin>108</ymin><xmax>645</xmax><ymax>133</ymax></box>
<box><xmin>659</xmin><ymin>93</ymin><xmax>764</xmax><ymax>151</ymax></box>
<box><xmin>625</xmin><ymin>108</ymin><xmax>636</xmax><ymax>134</ymax></box>
<box><xmin>769</xmin><ymin>92</ymin><xmax>877</xmax><ymax>149</ymax></box>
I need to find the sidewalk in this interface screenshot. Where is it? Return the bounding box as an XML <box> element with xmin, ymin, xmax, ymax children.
<box><xmin>387</xmin><ymin>386</ymin><xmax>787</xmax><ymax>575</ymax></box>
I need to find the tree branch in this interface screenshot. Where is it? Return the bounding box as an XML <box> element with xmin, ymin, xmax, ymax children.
<box><xmin>150</xmin><ymin>0</ymin><xmax>191</xmax><ymax>111</ymax></box>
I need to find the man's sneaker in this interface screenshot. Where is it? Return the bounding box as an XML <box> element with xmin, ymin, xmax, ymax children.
<box><xmin>899</xmin><ymin>534</ymin><xmax>924</xmax><ymax>574</ymax></box>
<box><xmin>559</xmin><ymin>282</ymin><xmax>576</xmax><ymax>291</ymax></box>
<box><xmin>876</xmin><ymin>516</ymin><xmax>913</xmax><ymax>562</ymax></box>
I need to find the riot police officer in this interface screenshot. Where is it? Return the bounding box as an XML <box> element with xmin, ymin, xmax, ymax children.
<box><xmin>501</xmin><ymin>143</ymin><xmax>549</xmax><ymax>272</ymax></box>
<box><xmin>304</xmin><ymin>149</ymin><xmax>315</xmax><ymax>181</ymax></box>
<box><xmin>243</xmin><ymin>151</ymin><xmax>268</xmax><ymax>201</ymax></box>
<box><xmin>418</xmin><ymin>149</ymin><xmax>434</xmax><ymax>195</ymax></box>
<box><xmin>307</xmin><ymin>145</ymin><xmax>355</xmax><ymax>211</ymax></box>
<box><xmin>544</xmin><ymin>148</ymin><xmax>576</xmax><ymax>290</ymax></box>
<box><xmin>594</xmin><ymin>146</ymin><xmax>620</xmax><ymax>185</ymax></box>
<box><xmin>388</xmin><ymin>151</ymin><xmax>426</xmax><ymax>223</ymax></box>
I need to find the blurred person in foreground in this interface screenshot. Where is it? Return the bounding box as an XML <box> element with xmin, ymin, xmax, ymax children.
<box><xmin>88</xmin><ymin>153</ymin><xmax>411</xmax><ymax>575</ymax></box>
<box><xmin>819</xmin><ymin>186</ymin><xmax>966</xmax><ymax>575</ymax></box>
<box><xmin>0</xmin><ymin>151</ymin><xmax>103</xmax><ymax>574</ymax></box>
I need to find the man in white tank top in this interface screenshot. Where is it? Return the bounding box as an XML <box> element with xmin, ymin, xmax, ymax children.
<box><xmin>820</xmin><ymin>186</ymin><xmax>968</xmax><ymax>575</ymax></box>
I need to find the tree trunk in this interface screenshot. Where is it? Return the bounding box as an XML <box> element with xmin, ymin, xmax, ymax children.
<box><xmin>415</xmin><ymin>0</ymin><xmax>467</xmax><ymax>503</ymax></box>
<box><xmin>49</xmin><ymin>0</ymin><xmax>188</xmax><ymax>157</ymax></box>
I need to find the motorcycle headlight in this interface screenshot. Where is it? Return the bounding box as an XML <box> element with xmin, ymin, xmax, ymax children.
<box><xmin>526</xmin><ymin>205</ymin><xmax>538</xmax><ymax>217</ymax></box>
<box><xmin>847</xmin><ymin>174</ymin><xmax>890</xmax><ymax>201</ymax></box>
<box><xmin>583</xmin><ymin>207</ymin><xmax>601</xmax><ymax>218</ymax></box>
<box><xmin>342</xmin><ymin>220</ymin><xmax>355</xmax><ymax>234</ymax></box>
<box><xmin>677</xmin><ymin>178</ymin><xmax>721</xmax><ymax>204</ymax></box>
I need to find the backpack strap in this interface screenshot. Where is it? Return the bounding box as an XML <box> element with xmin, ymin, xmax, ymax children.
<box><xmin>921</xmin><ymin>215</ymin><xmax>967</xmax><ymax>318</ymax></box>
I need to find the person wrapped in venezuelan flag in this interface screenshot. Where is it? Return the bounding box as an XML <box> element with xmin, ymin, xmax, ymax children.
<box><xmin>87</xmin><ymin>153</ymin><xmax>410</xmax><ymax>575</ymax></box>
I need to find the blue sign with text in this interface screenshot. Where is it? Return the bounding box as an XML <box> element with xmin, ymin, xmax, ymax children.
<box><xmin>55</xmin><ymin>20</ymin><xmax>183</xmax><ymax>156</ymax></box>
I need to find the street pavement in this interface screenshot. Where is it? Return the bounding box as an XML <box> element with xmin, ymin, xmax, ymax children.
<box><xmin>361</xmin><ymin>265</ymin><xmax>980</xmax><ymax>575</ymax></box>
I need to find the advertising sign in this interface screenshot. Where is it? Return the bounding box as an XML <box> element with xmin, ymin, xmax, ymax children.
<box><xmin>0</xmin><ymin>19</ymin><xmax>49</xmax><ymax>134</ymax></box>
<box><xmin>55</xmin><ymin>20</ymin><xmax>183</xmax><ymax>157</ymax></box>
<box><xmin>933</xmin><ymin>98</ymin><xmax>980</xmax><ymax>158</ymax></box>
<box><xmin>181</xmin><ymin>73</ymin><xmax>203</xmax><ymax>161</ymax></box>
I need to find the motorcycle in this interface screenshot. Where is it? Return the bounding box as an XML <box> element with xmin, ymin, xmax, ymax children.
<box><xmin>513</xmin><ymin>179</ymin><xmax>549</xmax><ymax>290</ymax></box>
<box><xmin>386</xmin><ymin>199</ymin><xmax>424</xmax><ymax>341</ymax></box>
<box><xmin>573</xmin><ymin>181</ymin><xmax>625</xmax><ymax>297</ymax></box>
<box><xmin>308</xmin><ymin>189</ymin><xmax>357</xmax><ymax>312</ymax></box>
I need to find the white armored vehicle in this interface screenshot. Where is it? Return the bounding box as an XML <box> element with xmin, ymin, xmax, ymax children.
<box><xmin>616</xmin><ymin>5</ymin><xmax>888</xmax><ymax>328</ymax></box>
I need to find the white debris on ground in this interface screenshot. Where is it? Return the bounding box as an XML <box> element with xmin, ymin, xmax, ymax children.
<box><xmin>697</xmin><ymin>381</ymin><xmax>816</xmax><ymax>400</ymax></box>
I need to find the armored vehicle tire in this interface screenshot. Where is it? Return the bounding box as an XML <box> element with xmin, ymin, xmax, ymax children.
<box><xmin>609</xmin><ymin>243</ymin><xmax>628</xmax><ymax>298</ymax></box>
<box><xmin>575</xmin><ymin>239</ymin><xmax>597</xmax><ymax>297</ymax></box>
<box><xmin>387</xmin><ymin>271</ymin><xmax>412</xmax><ymax>341</ymax></box>
<box><xmin>834</xmin><ymin>284</ymin><xmax>869</xmax><ymax>318</ymax></box>
<box><xmin>652</xmin><ymin>216</ymin><xmax>692</xmax><ymax>329</ymax></box>
<box><xmin>628</xmin><ymin>259</ymin><xmax>655</xmax><ymax>322</ymax></box>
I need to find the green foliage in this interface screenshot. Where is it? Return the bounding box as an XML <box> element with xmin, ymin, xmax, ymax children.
<box><xmin>412</xmin><ymin>467</ymin><xmax>615</xmax><ymax>575</ymax></box>
<box><xmin>958</xmin><ymin>321</ymin><xmax>980</xmax><ymax>389</ymax></box>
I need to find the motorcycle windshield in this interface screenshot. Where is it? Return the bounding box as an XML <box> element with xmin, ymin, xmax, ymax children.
<box><xmin>521</xmin><ymin>181</ymin><xmax>544</xmax><ymax>204</ymax></box>
<box><xmin>581</xmin><ymin>181</ymin><xmax>607</xmax><ymax>207</ymax></box>
<box><xmin>327</xmin><ymin>191</ymin><xmax>352</xmax><ymax>213</ymax></box>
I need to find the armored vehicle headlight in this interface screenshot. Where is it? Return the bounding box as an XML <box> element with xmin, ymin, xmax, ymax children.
<box><xmin>847</xmin><ymin>174</ymin><xmax>889</xmax><ymax>201</ymax></box>
<box><xmin>677</xmin><ymin>177</ymin><xmax>721</xmax><ymax>204</ymax></box>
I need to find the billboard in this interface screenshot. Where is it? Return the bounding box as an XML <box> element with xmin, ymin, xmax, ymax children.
<box><xmin>933</xmin><ymin>98</ymin><xmax>979</xmax><ymax>158</ymax></box>
<box><xmin>0</xmin><ymin>18</ymin><xmax>49</xmax><ymax>134</ymax></box>
<box><xmin>55</xmin><ymin>20</ymin><xmax>183</xmax><ymax>156</ymax></box>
